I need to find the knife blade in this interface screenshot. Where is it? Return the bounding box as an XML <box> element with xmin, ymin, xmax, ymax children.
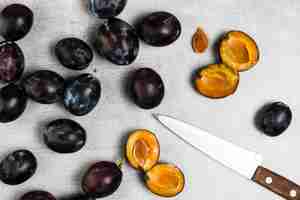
<box><xmin>155</xmin><ymin>114</ymin><xmax>300</xmax><ymax>200</ymax></box>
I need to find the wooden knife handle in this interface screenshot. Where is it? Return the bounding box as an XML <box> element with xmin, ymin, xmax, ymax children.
<box><xmin>252</xmin><ymin>166</ymin><xmax>300</xmax><ymax>200</ymax></box>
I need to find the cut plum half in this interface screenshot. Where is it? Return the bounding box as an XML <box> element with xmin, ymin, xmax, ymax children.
<box><xmin>219</xmin><ymin>31</ymin><xmax>259</xmax><ymax>72</ymax></box>
<box><xmin>195</xmin><ymin>63</ymin><xmax>239</xmax><ymax>98</ymax></box>
<box><xmin>145</xmin><ymin>163</ymin><xmax>185</xmax><ymax>197</ymax></box>
<box><xmin>126</xmin><ymin>130</ymin><xmax>160</xmax><ymax>171</ymax></box>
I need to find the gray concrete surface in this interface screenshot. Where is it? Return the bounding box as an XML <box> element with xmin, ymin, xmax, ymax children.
<box><xmin>0</xmin><ymin>0</ymin><xmax>300</xmax><ymax>199</ymax></box>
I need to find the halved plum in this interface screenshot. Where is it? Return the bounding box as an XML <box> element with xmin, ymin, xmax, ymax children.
<box><xmin>194</xmin><ymin>63</ymin><xmax>239</xmax><ymax>98</ymax></box>
<box><xmin>145</xmin><ymin>163</ymin><xmax>185</xmax><ymax>197</ymax></box>
<box><xmin>219</xmin><ymin>31</ymin><xmax>259</xmax><ymax>72</ymax></box>
<box><xmin>126</xmin><ymin>130</ymin><xmax>160</xmax><ymax>171</ymax></box>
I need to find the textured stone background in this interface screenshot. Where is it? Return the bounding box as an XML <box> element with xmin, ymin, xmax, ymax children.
<box><xmin>0</xmin><ymin>0</ymin><xmax>300</xmax><ymax>199</ymax></box>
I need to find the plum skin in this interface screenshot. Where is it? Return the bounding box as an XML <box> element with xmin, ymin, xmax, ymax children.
<box><xmin>255</xmin><ymin>102</ymin><xmax>292</xmax><ymax>137</ymax></box>
<box><xmin>0</xmin><ymin>4</ymin><xmax>34</xmax><ymax>41</ymax></box>
<box><xmin>55</xmin><ymin>38</ymin><xmax>94</xmax><ymax>70</ymax></box>
<box><xmin>137</xmin><ymin>11</ymin><xmax>182</xmax><ymax>47</ymax></box>
<box><xmin>89</xmin><ymin>0</ymin><xmax>128</xmax><ymax>18</ymax></box>
<box><xmin>0</xmin><ymin>150</ymin><xmax>37</xmax><ymax>185</ymax></box>
<box><xmin>22</xmin><ymin>70</ymin><xmax>65</xmax><ymax>104</ymax></box>
<box><xmin>64</xmin><ymin>74</ymin><xmax>101</xmax><ymax>116</ymax></box>
<box><xmin>0</xmin><ymin>83</ymin><xmax>28</xmax><ymax>123</ymax></box>
<box><xmin>20</xmin><ymin>191</ymin><xmax>56</xmax><ymax>200</ymax></box>
<box><xmin>94</xmin><ymin>18</ymin><xmax>140</xmax><ymax>65</ymax></box>
<box><xmin>82</xmin><ymin>161</ymin><xmax>123</xmax><ymax>198</ymax></box>
<box><xmin>44</xmin><ymin>119</ymin><xmax>86</xmax><ymax>153</ymax></box>
<box><xmin>0</xmin><ymin>41</ymin><xmax>25</xmax><ymax>83</ymax></box>
<box><xmin>130</xmin><ymin>68</ymin><xmax>165</xmax><ymax>109</ymax></box>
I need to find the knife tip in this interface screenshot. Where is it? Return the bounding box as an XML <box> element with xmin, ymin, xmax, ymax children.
<box><xmin>152</xmin><ymin>113</ymin><xmax>160</xmax><ymax>119</ymax></box>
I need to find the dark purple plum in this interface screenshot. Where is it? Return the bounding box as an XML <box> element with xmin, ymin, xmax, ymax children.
<box><xmin>0</xmin><ymin>4</ymin><xmax>34</xmax><ymax>41</ymax></box>
<box><xmin>20</xmin><ymin>191</ymin><xmax>56</xmax><ymax>200</ymax></box>
<box><xmin>64</xmin><ymin>74</ymin><xmax>101</xmax><ymax>116</ymax></box>
<box><xmin>61</xmin><ymin>194</ymin><xmax>95</xmax><ymax>200</ymax></box>
<box><xmin>130</xmin><ymin>68</ymin><xmax>164</xmax><ymax>109</ymax></box>
<box><xmin>0</xmin><ymin>41</ymin><xmax>24</xmax><ymax>83</ymax></box>
<box><xmin>0</xmin><ymin>150</ymin><xmax>37</xmax><ymax>185</ymax></box>
<box><xmin>94</xmin><ymin>18</ymin><xmax>139</xmax><ymax>65</ymax></box>
<box><xmin>0</xmin><ymin>84</ymin><xmax>27</xmax><ymax>123</ymax></box>
<box><xmin>55</xmin><ymin>38</ymin><xmax>93</xmax><ymax>70</ymax></box>
<box><xmin>255</xmin><ymin>102</ymin><xmax>292</xmax><ymax>137</ymax></box>
<box><xmin>44</xmin><ymin>119</ymin><xmax>86</xmax><ymax>153</ymax></box>
<box><xmin>89</xmin><ymin>0</ymin><xmax>127</xmax><ymax>18</ymax></box>
<box><xmin>22</xmin><ymin>70</ymin><xmax>65</xmax><ymax>104</ymax></box>
<box><xmin>137</xmin><ymin>11</ymin><xmax>181</xmax><ymax>46</ymax></box>
<box><xmin>82</xmin><ymin>161</ymin><xmax>123</xmax><ymax>198</ymax></box>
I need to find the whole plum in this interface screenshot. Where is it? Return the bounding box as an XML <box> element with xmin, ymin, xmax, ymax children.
<box><xmin>137</xmin><ymin>12</ymin><xmax>181</xmax><ymax>46</ymax></box>
<box><xmin>130</xmin><ymin>68</ymin><xmax>165</xmax><ymax>109</ymax></box>
<box><xmin>82</xmin><ymin>161</ymin><xmax>123</xmax><ymax>198</ymax></box>
<box><xmin>0</xmin><ymin>150</ymin><xmax>37</xmax><ymax>185</ymax></box>
<box><xmin>22</xmin><ymin>70</ymin><xmax>65</xmax><ymax>104</ymax></box>
<box><xmin>20</xmin><ymin>191</ymin><xmax>56</xmax><ymax>200</ymax></box>
<box><xmin>0</xmin><ymin>4</ymin><xmax>34</xmax><ymax>41</ymax></box>
<box><xmin>89</xmin><ymin>0</ymin><xmax>127</xmax><ymax>18</ymax></box>
<box><xmin>61</xmin><ymin>194</ymin><xmax>95</xmax><ymax>200</ymax></box>
<box><xmin>64</xmin><ymin>74</ymin><xmax>101</xmax><ymax>116</ymax></box>
<box><xmin>0</xmin><ymin>41</ymin><xmax>24</xmax><ymax>83</ymax></box>
<box><xmin>255</xmin><ymin>102</ymin><xmax>292</xmax><ymax>137</ymax></box>
<box><xmin>0</xmin><ymin>84</ymin><xmax>27</xmax><ymax>123</ymax></box>
<box><xmin>94</xmin><ymin>18</ymin><xmax>139</xmax><ymax>65</ymax></box>
<box><xmin>44</xmin><ymin>119</ymin><xmax>86</xmax><ymax>153</ymax></box>
<box><xmin>55</xmin><ymin>38</ymin><xmax>93</xmax><ymax>70</ymax></box>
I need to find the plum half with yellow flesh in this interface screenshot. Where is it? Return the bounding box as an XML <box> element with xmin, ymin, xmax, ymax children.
<box><xmin>219</xmin><ymin>31</ymin><xmax>259</xmax><ymax>72</ymax></box>
<box><xmin>145</xmin><ymin>163</ymin><xmax>185</xmax><ymax>197</ymax></box>
<box><xmin>194</xmin><ymin>64</ymin><xmax>239</xmax><ymax>98</ymax></box>
<box><xmin>126</xmin><ymin>130</ymin><xmax>160</xmax><ymax>171</ymax></box>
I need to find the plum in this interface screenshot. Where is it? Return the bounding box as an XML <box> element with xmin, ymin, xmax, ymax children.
<box><xmin>94</xmin><ymin>18</ymin><xmax>139</xmax><ymax>65</ymax></box>
<box><xmin>137</xmin><ymin>12</ymin><xmax>181</xmax><ymax>47</ymax></box>
<box><xmin>255</xmin><ymin>102</ymin><xmax>292</xmax><ymax>137</ymax></box>
<box><xmin>130</xmin><ymin>68</ymin><xmax>165</xmax><ymax>109</ymax></box>
<box><xmin>0</xmin><ymin>41</ymin><xmax>24</xmax><ymax>83</ymax></box>
<box><xmin>0</xmin><ymin>4</ymin><xmax>33</xmax><ymax>41</ymax></box>
<box><xmin>64</xmin><ymin>74</ymin><xmax>101</xmax><ymax>116</ymax></box>
<box><xmin>82</xmin><ymin>161</ymin><xmax>123</xmax><ymax>198</ymax></box>
<box><xmin>89</xmin><ymin>0</ymin><xmax>127</xmax><ymax>18</ymax></box>
<box><xmin>44</xmin><ymin>119</ymin><xmax>86</xmax><ymax>153</ymax></box>
<box><xmin>55</xmin><ymin>38</ymin><xmax>93</xmax><ymax>70</ymax></box>
<box><xmin>20</xmin><ymin>191</ymin><xmax>56</xmax><ymax>200</ymax></box>
<box><xmin>22</xmin><ymin>70</ymin><xmax>65</xmax><ymax>104</ymax></box>
<box><xmin>0</xmin><ymin>84</ymin><xmax>27</xmax><ymax>123</ymax></box>
<box><xmin>0</xmin><ymin>150</ymin><xmax>37</xmax><ymax>185</ymax></box>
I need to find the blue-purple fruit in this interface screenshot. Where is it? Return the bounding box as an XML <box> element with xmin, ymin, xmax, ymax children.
<box><xmin>0</xmin><ymin>41</ymin><xmax>24</xmax><ymax>83</ymax></box>
<box><xmin>82</xmin><ymin>161</ymin><xmax>123</xmax><ymax>198</ymax></box>
<box><xmin>0</xmin><ymin>4</ymin><xmax>34</xmax><ymax>41</ymax></box>
<box><xmin>44</xmin><ymin>119</ymin><xmax>86</xmax><ymax>153</ymax></box>
<box><xmin>0</xmin><ymin>84</ymin><xmax>27</xmax><ymax>123</ymax></box>
<box><xmin>255</xmin><ymin>102</ymin><xmax>292</xmax><ymax>137</ymax></box>
<box><xmin>94</xmin><ymin>18</ymin><xmax>139</xmax><ymax>65</ymax></box>
<box><xmin>20</xmin><ymin>191</ymin><xmax>56</xmax><ymax>200</ymax></box>
<box><xmin>22</xmin><ymin>70</ymin><xmax>65</xmax><ymax>104</ymax></box>
<box><xmin>130</xmin><ymin>68</ymin><xmax>165</xmax><ymax>109</ymax></box>
<box><xmin>89</xmin><ymin>0</ymin><xmax>127</xmax><ymax>18</ymax></box>
<box><xmin>55</xmin><ymin>38</ymin><xmax>93</xmax><ymax>70</ymax></box>
<box><xmin>64</xmin><ymin>74</ymin><xmax>101</xmax><ymax>116</ymax></box>
<box><xmin>0</xmin><ymin>150</ymin><xmax>37</xmax><ymax>185</ymax></box>
<box><xmin>137</xmin><ymin>12</ymin><xmax>181</xmax><ymax>47</ymax></box>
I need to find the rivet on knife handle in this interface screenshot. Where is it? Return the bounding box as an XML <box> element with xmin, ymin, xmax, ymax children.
<box><xmin>252</xmin><ymin>166</ymin><xmax>300</xmax><ymax>200</ymax></box>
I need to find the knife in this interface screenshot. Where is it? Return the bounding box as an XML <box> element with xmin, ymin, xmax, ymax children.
<box><xmin>154</xmin><ymin>114</ymin><xmax>300</xmax><ymax>200</ymax></box>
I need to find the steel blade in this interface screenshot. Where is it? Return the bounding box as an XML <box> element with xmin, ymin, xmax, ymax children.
<box><xmin>155</xmin><ymin>114</ymin><xmax>263</xmax><ymax>179</ymax></box>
